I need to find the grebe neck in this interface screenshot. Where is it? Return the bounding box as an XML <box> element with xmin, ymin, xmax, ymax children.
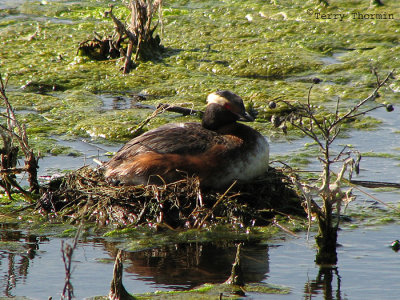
<box><xmin>201</xmin><ymin>103</ymin><xmax>239</xmax><ymax>130</ymax></box>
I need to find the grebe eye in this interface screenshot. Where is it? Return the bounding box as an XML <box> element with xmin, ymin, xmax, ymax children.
<box><xmin>224</xmin><ymin>103</ymin><xmax>231</xmax><ymax>110</ymax></box>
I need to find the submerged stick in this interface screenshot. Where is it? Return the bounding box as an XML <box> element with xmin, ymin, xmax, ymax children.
<box><xmin>156</xmin><ymin>103</ymin><xmax>201</xmax><ymax>116</ymax></box>
<box><xmin>224</xmin><ymin>243</ymin><xmax>245</xmax><ymax>287</ymax></box>
<box><xmin>109</xmin><ymin>250</ymin><xmax>135</xmax><ymax>300</ymax></box>
<box><xmin>350</xmin><ymin>180</ymin><xmax>400</xmax><ymax>189</ymax></box>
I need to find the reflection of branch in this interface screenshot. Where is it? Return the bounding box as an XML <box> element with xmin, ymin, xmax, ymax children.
<box><xmin>4</xmin><ymin>253</ymin><xmax>16</xmax><ymax>297</ymax></box>
<box><xmin>304</xmin><ymin>266</ymin><xmax>342</xmax><ymax>300</ymax></box>
<box><xmin>61</xmin><ymin>227</ymin><xmax>81</xmax><ymax>300</ymax></box>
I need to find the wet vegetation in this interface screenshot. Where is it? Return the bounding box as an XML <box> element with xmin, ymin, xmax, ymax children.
<box><xmin>37</xmin><ymin>165</ymin><xmax>304</xmax><ymax>228</ymax></box>
<box><xmin>79</xmin><ymin>0</ymin><xmax>164</xmax><ymax>73</ymax></box>
<box><xmin>1</xmin><ymin>0</ymin><xmax>400</xmax><ymax>298</ymax></box>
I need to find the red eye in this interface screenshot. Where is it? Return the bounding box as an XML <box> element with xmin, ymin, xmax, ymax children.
<box><xmin>224</xmin><ymin>103</ymin><xmax>231</xmax><ymax>110</ymax></box>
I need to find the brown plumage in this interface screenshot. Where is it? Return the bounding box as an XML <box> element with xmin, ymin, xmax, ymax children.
<box><xmin>104</xmin><ymin>90</ymin><xmax>269</xmax><ymax>188</ymax></box>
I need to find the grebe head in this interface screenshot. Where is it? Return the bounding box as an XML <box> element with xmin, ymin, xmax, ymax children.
<box><xmin>202</xmin><ymin>90</ymin><xmax>253</xmax><ymax>130</ymax></box>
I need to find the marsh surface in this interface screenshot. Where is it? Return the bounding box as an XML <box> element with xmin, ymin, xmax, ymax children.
<box><xmin>0</xmin><ymin>0</ymin><xmax>400</xmax><ymax>299</ymax></box>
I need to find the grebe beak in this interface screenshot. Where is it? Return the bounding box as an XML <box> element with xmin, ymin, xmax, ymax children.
<box><xmin>239</xmin><ymin>111</ymin><xmax>254</xmax><ymax>122</ymax></box>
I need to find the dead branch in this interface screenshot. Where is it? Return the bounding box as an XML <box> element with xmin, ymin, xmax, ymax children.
<box><xmin>224</xmin><ymin>243</ymin><xmax>245</xmax><ymax>287</ymax></box>
<box><xmin>100</xmin><ymin>1</ymin><xmax>164</xmax><ymax>73</ymax></box>
<box><xmin>350</xmin><ymin>180</ymin><xmax>400</xmax><ymax>189</ymax></box>
<box><xmin>334</xmin><ymin>69</ymin><xmax>394</xmax><ymax>123</ymax></box>
<box><xmin>0</xmin><ymin>73</ymin><xmax>40</xmax><ymax>197</ymax></box>
<box><xmin>270</xmin><ymin>70</ymin><xmax>396</xmax><ymax>264</ymax></box>
<box><xmin>156</xmin><ymin>103</ymin><xmax>201</xmax><ymax>116</ymax></box>
<box><xmin>109</xmin><ymin>250</ymin><xmax>135</xmax><ymax>300</ymax></box>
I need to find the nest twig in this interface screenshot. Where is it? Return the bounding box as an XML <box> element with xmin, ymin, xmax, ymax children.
<box><xmin>37</xmin><ymin>166</ymin><xmax>304</xmax><ymax>228</ymax></box>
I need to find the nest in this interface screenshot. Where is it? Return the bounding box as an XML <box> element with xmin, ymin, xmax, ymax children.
<box><xmin>37</xmin><ymin>166</ymin><xmax>304</xmax><ymax>228</ymax></box>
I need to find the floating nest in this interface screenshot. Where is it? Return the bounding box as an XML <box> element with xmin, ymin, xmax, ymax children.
<box><xmin>37</xmin><ymin>166</ymin><xmax>304</xmax><ymax>228</ymax></box>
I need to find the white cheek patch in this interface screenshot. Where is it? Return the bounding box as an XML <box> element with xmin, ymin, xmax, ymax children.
<box><xmin>207</xmin><ymin>93</ymin><xmax>229</xmax><ymax>106</ymax></box>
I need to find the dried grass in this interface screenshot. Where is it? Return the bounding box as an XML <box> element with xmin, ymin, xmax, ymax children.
<box><xmin>37</xmin><ymin>166</ymin><xmax>304</xmax><ymax>228</ymax></box>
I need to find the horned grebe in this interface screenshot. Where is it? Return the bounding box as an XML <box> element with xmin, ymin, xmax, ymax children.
<box><xmin>104</xmin><ymin>90</ymin><xmax>269</xmax><ymax>188</ymax></box>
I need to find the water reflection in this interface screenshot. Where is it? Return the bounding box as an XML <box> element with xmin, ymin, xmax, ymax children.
<box><xmin>2</xmin><ymin>224</ymin><xmax>398</xmax><ymax>299</ymax></box>
<box><xmin>0</xmin><ymin>226</ymin><xmax>270</xmax><ymax>298</ymax></box>
<box><xmin>99</xmin><ymin>94</ymin><xmax>158</xmax><ymax>111</ymax></box>
<box><xmin>304</xmin><ymin>267</ymin><xmax>342</xmax><ymax>300</ymax></box>
<box><xmin>119</xmin><ymin>242</ymin><xmax>269</xmax><ymax>289</ymax></box>
<box><xmin>0</xmin><ymin>225</ymin><xmax>46</xmax><ymax>297</ymax></box>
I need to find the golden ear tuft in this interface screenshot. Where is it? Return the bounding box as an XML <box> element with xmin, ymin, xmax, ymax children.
<box><xmin>206</xmin><ymin>92</ymin><xmax>229</xmax><ymax>106</ymax></box>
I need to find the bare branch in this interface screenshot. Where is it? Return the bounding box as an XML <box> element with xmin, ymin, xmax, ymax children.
<box><xmin>0</xmin><ymin>72</ymin><xmax>40</xmax><ymax>195</ymax></box>
<box><xmin>333</xmin><ymin>69</ymin><xmax>394</xmax><ymax>125</ymax></box>
<box><xmin>334</xmin><ymin>97</ymin><xmax>341</xmax><ymax>121</ymax></box>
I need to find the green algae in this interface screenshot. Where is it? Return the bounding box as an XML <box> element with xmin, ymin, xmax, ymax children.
<box><xmin>0</xmin><ymin>241</ymin><xmax>27</xmax><ymax>253</ymax></box>
<box><xmin>138</xmin><ymin>282</ymin><xmax>289</xmax><ymax>299</ymax></box>
<box><xmin>0</xmin><ymin>0</ymin><xmax>398</xmax><ymax>155</ymax></box>
<box><xmin>90</xmin><ymin>282</ymin><xmax>289</xmax><ymax>300</ymax></box>
<box><xmin>362</xmin><ymin>151</ymin><xmax>400</xmax><ymax>160</ymax></box>
<box><xmin>0</xmin><ymin>3</ymin><xmax>399</xmax><ymax>295</ymax></box>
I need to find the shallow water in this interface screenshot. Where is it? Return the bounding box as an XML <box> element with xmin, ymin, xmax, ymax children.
<box><xmin>0</xmin><ymin>106</ymin><xmax>399</xmax><ymax>299</ymax></box>
<box><xmin>1</xmin><ymin>224</ymin><xmax>399</xmax><ymax>299</ymax></box>
<box><xmin>2</xmin><ymin>87</ymin><xmax>398</xmax><ymax>300</ymax></box>
<box><xmin>1</xmin><ymin>92</ymin><xmax>398</xmax><ymax>300</ymax></box>
<box><xmin>268</xmin><ymin>224</ymin><xmax>400</xmax><ymax>300</ymax></box>
<box><xmin>1</xmin><ymin>0</ymin><xmax>400</xmax><ymax>298</ymax></box>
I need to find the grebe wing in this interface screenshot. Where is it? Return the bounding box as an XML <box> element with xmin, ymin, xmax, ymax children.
<box><xmin>108</xmin><ymin>122</ymin><xmax>221</xmax><ymax>162</ymax></box>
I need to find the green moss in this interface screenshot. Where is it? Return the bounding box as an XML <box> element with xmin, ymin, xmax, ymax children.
<box><xmin>246</xmin><ymin>283</ymin><xmax>291</xmax><ymax>294</ymax></box>
<box><xmin>131</xmin><ymin>282</ymin><xmax>289</xmax><ymax>299</ymax></box>
<box><xmin>60</xmin><ymin>227</ymin><xmax>79</xmax><ymax>238</ymax></box>
<box><xmin>343</xmin><ymin>116</ymin><xmax>382</xmax><ymax>130</ymax></box>
<box><xmin>0</xmin><ymin>0</ymin><xmax>398</xmax><ymax>230</ymax></box>
<box><xmin>345</xmin><ymin>204</ymin><xmax>400</xmax><ymax>228</ymax></box>
<box><xmin>362</xmin><ymin>152</ymin><xmax>400</xmax><ymax>160</ymax></box>
<box><xmin>0</xmin><ymin>241</ymin><xmax>27</xmax><ymax>253</ymax></box>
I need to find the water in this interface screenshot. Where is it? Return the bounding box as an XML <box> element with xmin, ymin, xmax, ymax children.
<box><xmin>98</xmin><ymin>93</ymin><xmax>157</xmax><ymax>111</ymax></box>
<box><xmin>319</xmin><ymin>52</ymin><xmax>348</xmax><ymax>65</ymax></box>
<box><xmin>268</xmin><ymin>225</ymin><xmax>400</xmax><ymax>300</ymax></box>
<box><xmin>1</xmin><ymin>225</ymin><xmax>399</xmax><ymax>299</ymax></box>
<box><xmin>1</xmin><ymin>94</ymin><xmax>399</xmax><ymax>299</ymax></box>
<box><xmin>0</xmin><ymin>234</ymin><xmax>115</xmax><ymax>299</ymax></box>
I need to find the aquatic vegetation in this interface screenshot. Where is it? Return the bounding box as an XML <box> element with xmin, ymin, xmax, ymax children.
<box><xmin>79</xmin><ymin>1</ymin><xmax>164</xmax><ymax>73</ymax></box>
<box><xmin>0</xmin><ymin>0</ymin><xmax>399</xmax><ymax>150</ymax></box>
<box><xmin>0</xmin><ymin>1</ymin><xmax>400</xmax><ymax>297</ymax></box>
